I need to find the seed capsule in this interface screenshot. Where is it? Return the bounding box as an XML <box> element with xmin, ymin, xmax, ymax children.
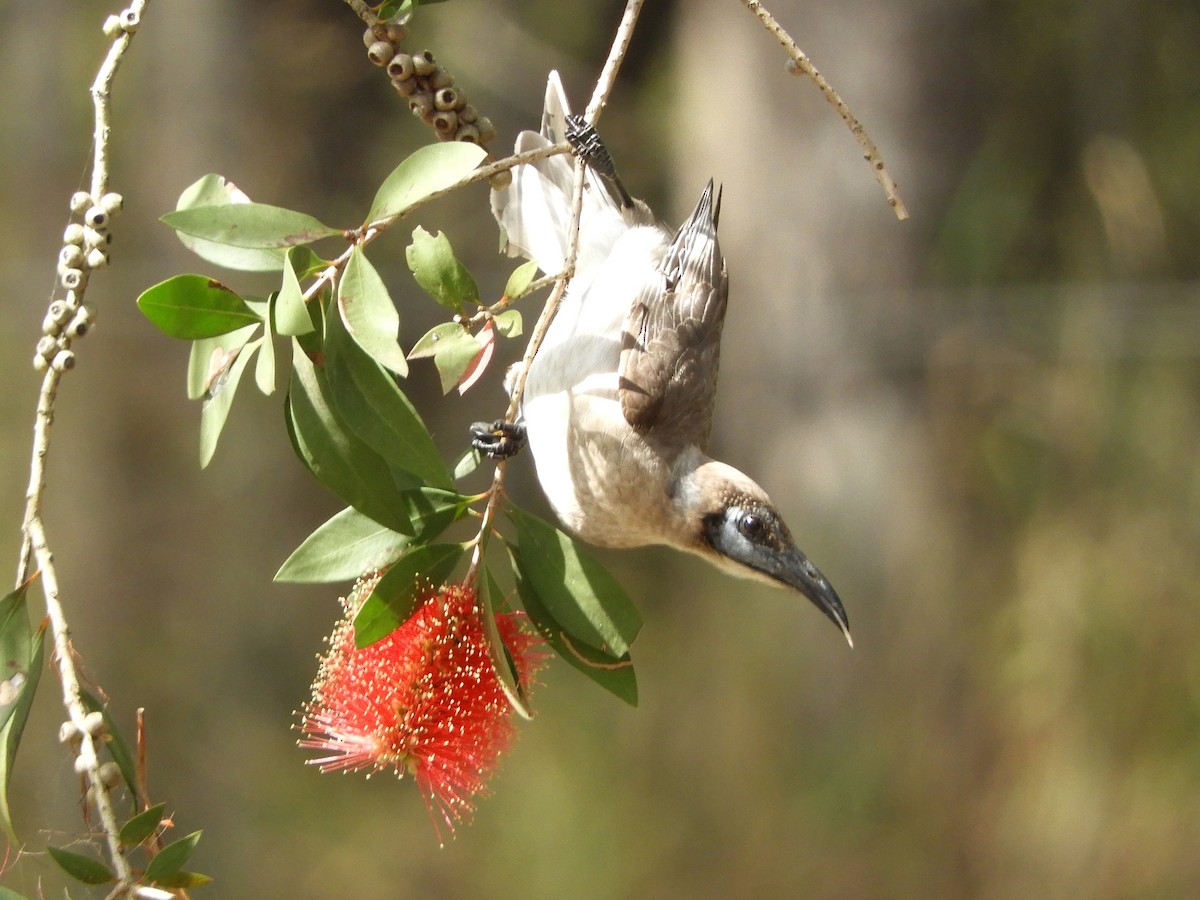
<box><xmin>86</xmin><ymin>247</ymin><xmax>109</xmax><ymax>270</ymax></box>
<box><xmin>70</xmin><ymin>191</ymin><xmax>92</xmax><ymax>214</ymax></box>
<box><xmin>367</xmin><ymin>41</ymin><xmax>394</xmax><ymax>66</ymax></box>
<box><xmin>434</xmin><ymin>87</ymin><xmax>461</xmax><ymax>111</ymax></box>
<box><xmin>387</xmin><ymin>53</ymin><xmax>415</xmax><ymax>81</ymax></box>
<box><xmin>67</xmin><ymin>307</ymin><xmax>94</xmax><ymax>338</ymax></box>
<box><xmin>409</xmin><ymin>91</ymin><xmax>435</xmax><ymax>122</ymax></box>
<box><xmin>429</xmin><ymin>67</ymin><xmax>454</xmax><ymax>90</ymax></box>
<box><xmin>392</xmin><ymin>76</ymin><xmax>418</xmax><ymax>98</ymax></box>
<box><xmin>98</xmin><ymin>761</ymin><xmax>122</xmax><ymax>789</ymax></box>
<box><xmin>61</xmin><ymin>268</ymin><xmax>84</xmax><ymax>290</ymax></box>
<box><xmin>51</xmin><ymin>350</ymin><xmax>76</xmax><ymax>372</ymax></box>
<box><xmin>412</xmin><ymin>50</ymin><xmax>436</xmax><ymax>76</ymax></box>
<box><xmin>99</xmin><ymin>192</ymin><xmax>124</xmax><ymax>216</ymax></box>
<box><xmin>59</xmin><ymin>720</ymin><xmax>82</xmax><ymax>744</ymax></box>
<box><xmin>82</xmin><ymin>710</ymin><xmax>106</xmax><ymax>737</ymax></box>
<box><xmin>432</xmin><ymin>110</ymin><xmax>458</xmax><ymax>136</ymax></box>
<box><xmin>384</xmin><ymin>23</ymin><xmax>408</xmax><ymax>44</ymax></box>
<box><xmin>59</xmin><ymin>244</ymin><xmax>85</xmax><ymax>268</ymax></box>
<box><xmin>476</xmin><ymin>116</ymin><xmax>497</xmax><ymax>144</ymax></box>
<box><xmin>83</xmin><ymin>226</ymin><xmax>110</xmax><ymax>249</ymax></box>
<box><xmin>84</xmin><ymin>206</ymin><xmax>109</xmax><ymax>230</ymax></box>
<box><xmin>63</xmin><ymin>223</ymin><xmax>86</xmax><ymax>245</ymax></box>
<box><xmin>48</xmin><ymin>300</ymin><xmax>70</xmax><ymax>324</ymax></box>
<box><xmin>455</xmin><ymin>123</ymin><xmax>481</xmax><ymax>144</ymax></box>
<box><xmin>119</xmin><ymin>8</ymin><xmax>140</xmax><ymax>32</ymax></box>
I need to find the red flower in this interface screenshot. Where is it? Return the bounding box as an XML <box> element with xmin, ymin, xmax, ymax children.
<box><xmin>299</xmin><ymin>578</ymin><xmax>545</xmax><ymax>838</ymax></box>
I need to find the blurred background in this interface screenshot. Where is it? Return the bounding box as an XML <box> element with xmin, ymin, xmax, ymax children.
<box><xmin>2</xmin><ymin>0</ymin><xmax>1198</xmax><ymax>896</ymax></box>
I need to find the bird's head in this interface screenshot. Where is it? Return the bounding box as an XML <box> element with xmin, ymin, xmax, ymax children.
<box><xmin>671</xmin><ymin>455</ymin><xmax>852</xmax><ymax>645</ymax></box>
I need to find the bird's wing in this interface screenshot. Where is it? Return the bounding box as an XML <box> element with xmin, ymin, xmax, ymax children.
<box><xmin>491</xmin><ymin>71</ymin><xmax>622</xmax><ymax>276</ymax></box>
<box><xmin>619</xmin><ymin>182</ymin><xmax>728</xmax><ymax>447</ymax></box>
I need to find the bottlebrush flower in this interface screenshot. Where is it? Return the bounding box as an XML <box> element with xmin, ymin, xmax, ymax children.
<box><xmin>299</xmin><ymin>577</ymin><xmax>545</xmax><ymax>838</ymax></box>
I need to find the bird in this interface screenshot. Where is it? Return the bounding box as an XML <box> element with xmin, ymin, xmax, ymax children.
<box><xmin>485</xmin><ymin>71</ymin><xmax>851</xmax><ymax>645</ymax></box>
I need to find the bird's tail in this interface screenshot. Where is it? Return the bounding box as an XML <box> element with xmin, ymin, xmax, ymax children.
<box><xmin>663</xmin><ymin>180</ymin><xmax>724</xmax><ymax>290</ymax></box>
<box><xmin>490</xmin><ymin>71</ymin><xmax>629</xmax><ymax>277</ymax></box>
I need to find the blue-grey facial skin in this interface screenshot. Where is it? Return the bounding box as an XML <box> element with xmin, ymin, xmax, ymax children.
<box><xmin>705</xmin><ymin>504</ymin><xmax>851</xmax><ymax>644</ymax></box>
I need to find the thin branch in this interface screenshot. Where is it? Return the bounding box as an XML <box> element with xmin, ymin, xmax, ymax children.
<box><xmin>303</xmin><ymin>142</ymin><xmax>572</xmax><ymax>305</ymax></box>
<box><xmin>740</xmin><ymin>0</ymin><xmax>909</xmax><ymax>220</ymax></box>
<box><xmin>343</xmin><ymin>0</ymin><xmax>376</xmax><ymax>26</ymax></box>
<box><xmin>18</xmin><ymin>1</ymin><xmax>153</xmax><ymax>888</ymax></box>
<box><xmin>585</xmin><ymin>0</ymin><xmax>644</xmax><ymax>124</ymax></box>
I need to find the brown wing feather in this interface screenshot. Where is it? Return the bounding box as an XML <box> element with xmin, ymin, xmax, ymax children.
<box><xmin>619</xmin><ymin>182</ymin><xmax>728</xmax><ymax>448</ymax></box>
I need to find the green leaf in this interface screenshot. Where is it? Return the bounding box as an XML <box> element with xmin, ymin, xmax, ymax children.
<box><xmin>381</xmin><ymin>0</ymin><xmax>454</xmax><ymax>22</ymax></box>
<box><xmin>405</xmin><ymin>227</ymin><xmax>479</xmax><ymax>311</ymax></box>
<box><xmin>480</xmin><ymin>568</ymin><xmax>531</xmax><ymax>719</ymax></box>
<box><xmin>144</xmin><ymin>830</ymin><xmax>203</xmax><ymax>883</ymax></box>
<box><xmin>408</xmin><ymin>321</ymin><xmax>475</xmax><ymax>360</ymax></box>
<box><xmin>408</xmin><ymin>322</ymin><xmax>483</xmax><ymax>395</ymax></box>
<box><xmin>137</xmin><ymin>274</ymin><xmax>259</xmax><ymax>340</ymax></box>
<box><xmin>324</xmin><ymin>302</ymin><xmax>451</xmax><ymax>489</ymax></box>
<box><xmin>0</xmin><ymin>580</ymin><xmax>44</xmax><ymax>841</ymax></box>
<box><xmin>504</xmin><ymin>260</ymin><xmax>539</xmax><ymax>299</ymax></box>
<box><xmin>396</xmin><ymin>487</ymin><xmax>475</xmax><ymax>536</ymax></box>
<box><xmin>199</xmin><ymin>335</ymin><xmax>260</xmax><ymax>468</ymax></box>
<box><xmin>255</xmin><ymin>296</ymin><xmax>277</xmax><ymax>395</ymax></box>
<box><xmin>338</xmin><ymin>246</ymin><xmax>408</xmax><ymax>376</ymax></box>
<box><xmin>119</xmin><ymin>802</ymin><xmax>166</xmax><ymax>847</ymax></box>
<box><xmin>79</xmin><ymin>689</ymin><xmax>139</xmax><ymax>802</ymax></box>
<box><xmin>286</xmin><ymin>343</ymin><xmax>415</xmax><ymax>534</ymax></box>
<box><xmin>0</xmin><ymin>886</ymin><xmax>32</xmax><ymax>899</ymax></box>
<box><xmin>367</xmin><ymin>142</ymin><xmax>488</xmax><ymax>223</ymax></box>
<box><xmin>276</xmin><ymin>247</ymin><xmax>315</xmax><ymax>336</ymax></box>
<box><xmin>509</xmin><ymin>507</ymin><xmax>642</xmax><ymax>657</ymax></box>
<box><xmin>173</xmin><ymin>175</ymin><xmax>289</xmax><ymax>272</ymax></box>
<box><xmin>455</xmin><ymin>321</ymin><xmax>494</xmax><ymax>394</ymax></box>
<box><xmin>154</xmin><ymin>870</ymin><xmax>214</xmax><ymax>889</ymax></box>
<box><xmin>47</xmin><ymin>846</ymin><xmax>115</xmax><ymax>885</ymax></box>
<box><xmin>0</xmin><ymin>581</ymin><xmax>36</xmax><ymax>738</ymax></box>
<box><xmin>493</xmin><ymin>308</ymin><xmax>523</xmax><ymax>338</ymax></box>
<box><xmin>162</xmin><ymin>203</ymin><xmax>340</xmax><ymax>249</ymax></box>
<box><xmin>451</xmin><ymin>446</ymin><xmax>482</xmax><ymax>481</ymax></box>
<box><xmin>275</xmin><ymin>507</ymin><xmax>410</xmax><ymax>584</ymax></box>
<box><xmin>353</xmin><ymin>544</ymin><xmax>465</xmax><ymax>647</ymax></box>
<box><xmin>511</xmin><ymin>546</ymin><xmax>638</xmax><ymax>706</ymax></box>
<box><xmin>187</xmin><ymin>324</ymin><xmax>258</xmax><ymax>401</ymax></box>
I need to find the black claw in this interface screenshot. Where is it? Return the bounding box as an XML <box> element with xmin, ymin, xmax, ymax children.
<box><xmin>470</xmin><ymin>420</ymin><xmax>527</xmax><ymax>460</ymax></box>
<box><xmin>564</xmin><ymin>114</ymin><xmax>634</xmax><ymax>208</ymax></box>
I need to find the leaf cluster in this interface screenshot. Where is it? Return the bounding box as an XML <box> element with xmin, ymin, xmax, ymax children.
<box><xmin>138</xmin><ymin>141</ymin><xmax>646</xmax><ymax>707</ymax></box>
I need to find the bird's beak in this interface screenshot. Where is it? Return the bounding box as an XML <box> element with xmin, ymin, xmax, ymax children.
<box><xmin>775</xmin><ymin>549</ymin><xmax>853</xmax><ymax>647</ymax></box>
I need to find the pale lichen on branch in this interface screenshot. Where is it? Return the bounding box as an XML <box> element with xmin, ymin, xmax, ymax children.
<box><xmin>16</xmin><ymin>1</ymin><xmax>153</xmax><ymax>890</ymax></box>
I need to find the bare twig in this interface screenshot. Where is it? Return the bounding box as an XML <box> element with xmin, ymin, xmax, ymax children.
<box><xmin>343</xmin><ymin>0</ymin><xmax>376</xmax><ymax>26</ymax></box>
<box><xmin>17</xmin><ymin>2</ymin><xmax>153</xmax><ymax>889</ymax></box>
<box><xmin>740</xmin><ymin>0</ymin><xmax>908</xmax><ymax>220</ymax></box>
<box><xmin>302</xmin><ymin>142</ymin><xmax>572</xmax><ymax>306</ymax></box>
<box><xmin>585</xmin><ymin>0</ymin><xmax>645</xmax><ymax>124</ymax></box>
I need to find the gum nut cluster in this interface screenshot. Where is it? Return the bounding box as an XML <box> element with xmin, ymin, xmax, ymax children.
<box><xmin>36</xmin><ymin>190</ymin><xmax>122</xmax><ymax>372</ymax></box>
<box><xmin>362</xmin><ymin>23</ymin><xmax>497</xmax><ymax>146</ymax></box>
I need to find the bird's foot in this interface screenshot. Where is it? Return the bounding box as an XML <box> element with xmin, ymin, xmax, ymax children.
<box><xmin>470</xmin><ymin>420</ymin><xmax>527</xmax><ymax>460</ymax></box>
<box><xmin>564</xmin><ymin>114</ymin><xmax>634</xmax><ymax>207</ymax></box>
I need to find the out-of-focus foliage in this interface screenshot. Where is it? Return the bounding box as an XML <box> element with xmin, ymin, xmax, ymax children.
<box><xmin>1</xmin><ymin>0</ymin><xmax>1198</xmax><ymax>897</ymax></box>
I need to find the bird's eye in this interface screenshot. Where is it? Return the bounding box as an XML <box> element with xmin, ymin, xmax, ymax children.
<box><xmin>738</xmin><ymin>513</ymin><xmax>765</xmax><ymax>540</ymax></box>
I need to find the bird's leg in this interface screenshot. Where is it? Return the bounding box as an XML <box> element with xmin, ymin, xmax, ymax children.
<box><xmin>470</xmin><ymin>420</ymin><xmax>527</xmax><ymax>460</ymax></box>
<box><xmin>564</xmin><ymin>114</ymin><xmax>634</xmax><ymax>208</ymax></box>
